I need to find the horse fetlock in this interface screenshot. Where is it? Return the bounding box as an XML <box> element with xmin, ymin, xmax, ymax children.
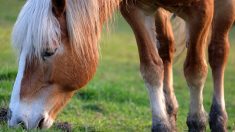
<box><xmin>152</xmin><ymin>118</ymin><xmax>171</xmax><ymax>132</ymax></box>
<box><xmin>209</xmin><ymin>102</ymin><xmax>228</xmax><ymax>132</ymax></box>
<box><xmin>187</xmin><ymin>111</ymin><xmax>208</xmax><ymax>132</ymax></box>
<box><xmin>168</xmin><ymin>114</ymin><xmax>177</xmax><ymax>132</ymax></box>
<box><xmin>166</xmin><ymin>101</ymin><xmax>178</xmax><ymax>119</ymax></box>
<box><xmin>164</xmin><ymin>93</ymin><xmax>178</xmax><ymax>130</ymax></box>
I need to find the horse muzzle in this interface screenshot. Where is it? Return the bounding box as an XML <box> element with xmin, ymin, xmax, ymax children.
<box><xmin>7</xmin><ymin>108</ymin><xmax>54</xmax><ymax>129</ymax></box>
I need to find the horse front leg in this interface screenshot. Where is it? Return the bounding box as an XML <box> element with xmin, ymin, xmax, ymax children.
<box><xmin>155</xmin><ymin>8</ymin><xmax>178</xmax><ymax>131</ymax></box>
<box><xmin>177</xmin><ymin>0</ymin><xmax>214</xmax><ymax>131</ymax></box>
<box><xmin>121</xmin><ymin>2</ymin><xmax>171</xmax><ymax>132</ymax></box>
<box><xmin>208</xmin><ymin>0</ymin><xmax>235</xmax><ymax>131</ymax></box>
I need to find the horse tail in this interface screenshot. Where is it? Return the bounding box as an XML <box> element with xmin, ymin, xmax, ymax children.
<box><xmin>170</xmin><ymin>14</ymin><xmax>187</xmax><ymax>63</ymax></box>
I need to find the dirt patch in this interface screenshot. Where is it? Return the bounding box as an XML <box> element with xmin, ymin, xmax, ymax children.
<box><xmin>0</xmin><ymin>108</ymin><xmax>8</xmax><ymax>123</ymax></box>
<box><xmin>55</xmin><ymin>122</ymin><xmax>72</xmax><ymax>132</ymax></box>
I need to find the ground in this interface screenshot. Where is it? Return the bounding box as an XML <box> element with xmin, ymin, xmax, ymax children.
<box><xmin>0</xmin><ymin>0</ymin><xmax>234</xmax><ymax>131</ymax></box>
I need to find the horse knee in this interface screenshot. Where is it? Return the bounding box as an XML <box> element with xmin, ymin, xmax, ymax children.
<box><xmin>184</xmin><ymin>60</ymin><xmax>208</xmax><ymax>87</ymax></box>
<box><xmin>140</xmin><ymin>60</ymin><xmax>164</xmax><ymax>86</ymax></box>
<box><xmin>209</xmin><ymin>39</ymin><xmax>230</xmax><ymax>70</ymax></box>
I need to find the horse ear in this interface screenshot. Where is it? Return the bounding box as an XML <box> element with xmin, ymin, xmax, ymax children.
<box><xmin>52</xmin><ymin>0</ymin><xmax>66</xmax><ymax>17</ymax></box>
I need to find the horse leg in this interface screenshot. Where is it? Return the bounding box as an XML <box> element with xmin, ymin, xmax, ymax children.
<box><xmin>208</xmin><ymin>0</ymin><xmax>235</xmax><ymax>131</ymax></box>
<box><xmin>120</xmin><ymin>2</ymin><xmax>171</xmax><ymax>131</ymax></box>
<box><xmin>177</xmin><ymin>0</ymin><xmax>213</xmax><ymax>131</ymax></box>
<box><xmin>155</xmin><ymin>8</ymin><xmax>178</xmax><ymax>131</ymax></box>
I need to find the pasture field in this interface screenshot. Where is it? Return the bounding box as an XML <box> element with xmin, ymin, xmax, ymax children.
<box><xmin>0</xmin><ymin>0</ymin><xmax>235</xmax><ymax>131</ymax></box>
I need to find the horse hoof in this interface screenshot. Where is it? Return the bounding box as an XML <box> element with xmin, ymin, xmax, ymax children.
<box><xmin>152</xmin><ymin>119</ymin><xmax>171</xmax><ymax>132</ymax></box>
<box><xmin>187</xmin><ymin>112</ymin><xmax>208</xmax><ymax>132</ymax></box>
<box><xmin>209</xmin><ymin>102</ymin><xmax>227</xmax><ymax>132</ymax></box>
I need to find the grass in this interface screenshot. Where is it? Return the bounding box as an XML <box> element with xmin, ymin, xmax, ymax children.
<box><xmin>0</xmin><ymin>0</ymin><xmax>235</xmax><ymax>131</ymax></box>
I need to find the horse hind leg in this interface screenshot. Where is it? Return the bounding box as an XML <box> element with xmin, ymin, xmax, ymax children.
<box><xmin>121</xmin><ymin>2</ymin><xmax>171</xmax><ymax>131</ymax></box>
<box><xmin>177</xmin><ymin>0</ymin><xmax>214</xmax><ymax>131</ymax></box>
<box><xmin>155</xmin><ymin>8</ymin><xmax>178</xmax><ymax>131</ymax></box>
<box><xmin>208</xmin><ymin>0</ymin><xmax>235</xmax><ymax>131</ymax></box>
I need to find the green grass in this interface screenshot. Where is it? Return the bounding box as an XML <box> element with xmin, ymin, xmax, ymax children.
<box><xmin>0</xmin><ymin>0</ymin><xmax>235</xmax><ymax>131</ymax></box>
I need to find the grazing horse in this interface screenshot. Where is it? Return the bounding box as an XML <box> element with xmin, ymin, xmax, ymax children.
<box><xmin>8</xmin><ymin>0</ymin><xmax>235</xmax><ymax>131</ymax></box>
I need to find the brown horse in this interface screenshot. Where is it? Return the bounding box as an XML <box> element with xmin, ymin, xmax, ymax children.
<box><xmin>8</xmin><ymin>0</ymin><xmax>235</xmax><ymax>131</ymax></box>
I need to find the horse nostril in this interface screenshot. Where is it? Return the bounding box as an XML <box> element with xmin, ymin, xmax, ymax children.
<box><xmin>7</xmin><ymin>109</ymin><xmax>12</xmax><ymax>120</ymax></box>
<box><xmin>38</xmin><ymin>118</ymin><xmax>45</xmax><ymax>129</ymax></box>
<box><xmin>17</xmin><ymin>120</ymin><xmax>26</xmax><ymax>129</ymax></box>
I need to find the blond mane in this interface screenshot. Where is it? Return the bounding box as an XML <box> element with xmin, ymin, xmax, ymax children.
<box><xmin>12</xmin><ymin>0</ymin><xmax>120</xmax><ymax>60</ymax></box>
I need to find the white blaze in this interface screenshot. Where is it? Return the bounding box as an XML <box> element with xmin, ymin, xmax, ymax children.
<box><xmin>8</xmin><ymin>50</ymin><xmax>27</xmax><ymax>126</ymax></box>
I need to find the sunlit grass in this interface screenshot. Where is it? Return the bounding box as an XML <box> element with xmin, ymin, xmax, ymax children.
<box><xmin>0</xmin><ymin>0</ymin><xmax>234</xmax><ymax>131</ymax></box>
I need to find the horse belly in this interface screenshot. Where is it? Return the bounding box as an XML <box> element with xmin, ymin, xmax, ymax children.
<box><xmin>136</xmin><ymin>0</ymin><xmax>200</xmax><ymax>13</ymax></box>
<box><xmin>156</xmin><ymin>0</ymin><xmax>199</xmax><ymax>6</ymax></box>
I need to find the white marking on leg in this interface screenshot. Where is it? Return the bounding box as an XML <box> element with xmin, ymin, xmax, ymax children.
<box><xmin>146</xmin><ymin>83</ymin><xmax>167</xmax><ymax>120</ymax></box>
<box><xmin>214</xmin><ymin>81</ymin><xmax>225</xmax><ymax>111</ymax></box>
<box><xmin>8</xmin><ymin>49</ymin><xmax>27</xmax><ymax>126</ymax></box>
<box><xmin>217</xmin><ymin>93</ymin><xmax>225</xmax><ymax>111</ymax></box>
<box><xmin>189</xmin><ymin>85</ymin><xmax>205</xmax><ymax>115</ymax></box>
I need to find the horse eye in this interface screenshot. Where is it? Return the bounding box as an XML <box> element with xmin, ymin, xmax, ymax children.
<box><xmin>42</xmin><ymin>48</ymin><xmax>57</xmax><ymax>60</ymax></box>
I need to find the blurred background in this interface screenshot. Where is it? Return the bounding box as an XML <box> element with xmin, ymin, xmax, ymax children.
<box><xmin>0</xmin><ymin>0</ymin><xmax>234</xmax><ymax>131</ymax></box>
